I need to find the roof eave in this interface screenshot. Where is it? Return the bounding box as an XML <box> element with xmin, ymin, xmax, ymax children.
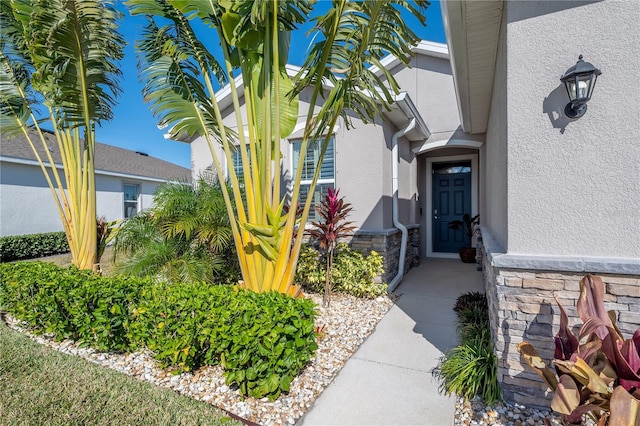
<box><xmin>442</xmin><ymin>0</ymin><xmax>504</xmax><ymax>135</ymax></box>
<box><xmin>442</xmin><ymin>0</ymin><xmax>472</xmax><ymax>133</ymax></box>
<box><xmin>384</xmin><ymin>92</ymin><xmax>431</xmax><ymax>141</ymax></box>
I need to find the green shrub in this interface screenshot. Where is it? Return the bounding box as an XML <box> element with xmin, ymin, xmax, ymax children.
<box><xmin>0</xmin><ymin>262</ymin><xmax>317</xmax><ymax>401</ymax></box>
<box><xmin>0</xmin><ymin>232</ymin><xmax>69</xmax><ymax>262</ymax></box>
<box><xmin>218</xmin><ymin>291</ymin><xmax>317</xmax><ymax>400</ymax></box>
<box><xmin>436</xmin><ymin>291</ymin><xmax>501</xmax><ymax>403</ymax></box>
<box><xmin>128</xmin><ymin>283</ymin><xmax>317</xmax><ymax>400</ymax></box>
<box><xmin>113</xmin><ymin>179</ymin><xmax>239</xmax><ymax>285</ymax></box>
<box><xmin>295</xmin><ymin>245</ymin><xmax>325</xmax><ymax>289</ymax></box>
<box><xmin>0</xmin><ymin>262</ymin><xmax>148</xmax><ymax>351</ymax></box>
<box><xmin>453</xmin><ymin>291</ymin><xmax>489</xmax><ymax>333</ymax></box>
<box><xmin>295</xmin><ymin>243</ymin><xmax>387</xmax><ymax>298</ymax></box>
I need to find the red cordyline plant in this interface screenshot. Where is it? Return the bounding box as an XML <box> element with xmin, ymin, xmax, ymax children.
<box><xmin>307</xmin><ymin>188</ymin><xmax>356</xmax><ymax>307</ymax></box>
<box><xmin>518</xmin><ymin>274</ymin><xmax>640</xmax><ymax>425</ymax></box>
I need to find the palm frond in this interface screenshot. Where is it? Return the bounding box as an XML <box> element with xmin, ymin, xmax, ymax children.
<box><xmin>131</xmin><ymin>1</ymin><xmax>230</xmax><ymax>141</ymax></box>
<box><xmin>112</xmin><ymin>213</ymin><xmax>159</xmax><ymax>258</ymax></box>
<box><xmin>0</xmin><ymin>0</ymin><xmax>38</xmax><ymax>136</ymax></box>
<box><xmin>296</xmin><ymin>0</ymin><xmax>428</xmax><ymax>131</ymax></box>
<box><xmin>13</xmin><ymin>0</ymin><xmax>125</xmax><ymax>127</ymax></box>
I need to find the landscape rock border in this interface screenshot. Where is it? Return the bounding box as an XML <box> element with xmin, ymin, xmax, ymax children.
<box><xmin>3</xmin><ymin>291</ymin><xmax>573</xmax><ymax>426</ymax></box>
<box><xmin>3</xmin><ymin>292</ymin><xmax>394</xmax><ymax>426</ymax></box>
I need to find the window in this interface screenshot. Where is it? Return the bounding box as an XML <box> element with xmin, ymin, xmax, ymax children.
<box><xmin>292</xmin><ymin>137</ymin><xmax>335</xmax><ymax>221</ymax></box>
<box><xmin>433</xmin><ymin>161</ymin><xmax>471</xmax><ymax>175</ymax></box>
<box><xmin>231</xmin><ymin>145</ymin><xmax>246</xmax><ymax>181</ymax></box>
<box><xmin>123</xmin><ymin>184</ymin><xmax>139</xmax><ymax>218</ymax></box>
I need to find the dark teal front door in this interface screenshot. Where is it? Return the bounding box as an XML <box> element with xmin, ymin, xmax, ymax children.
<box><xmin>432</xmin><ymin>162</ymin><xmax>472</xmax><ymax>253</ymax></box>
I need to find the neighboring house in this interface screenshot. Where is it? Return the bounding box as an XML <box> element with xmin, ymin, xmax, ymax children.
<box><xmin>440</xmin><ymin>0</ymin><xmax>640</xmax><ymax>407</ymax></box>
<box><xmin>0</xmin><ymin>130</ymin><xmax>191</xmax><ymax>237</ymax></box>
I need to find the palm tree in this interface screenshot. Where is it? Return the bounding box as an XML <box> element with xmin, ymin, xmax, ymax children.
<box><xmin>127</xmin><ymin>0</ymin><xmax>427</xmax><ymax>295</ymax></box>
<box><xmin>0</xmin><ymin>0</ymin><xmax>125</xmax><ymax>270</ymax></box>
<box><xmin>113</xmin><ymin>178</ymin><xmax>238</xmax><ymax>284</ymax></box>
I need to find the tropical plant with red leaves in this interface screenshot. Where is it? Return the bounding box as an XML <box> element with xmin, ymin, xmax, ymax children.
<box><xmin>518</xmin><ymin>274</ymin><xmax>640</xmax><ymax>425</ymax></box>
<box><xmin>307</xmin><ymin>188</ymin><xmax>356</xmax><ymax>307</ymax></box>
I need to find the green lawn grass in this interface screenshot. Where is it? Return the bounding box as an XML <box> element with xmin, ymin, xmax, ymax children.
<box><xmin>36</xmin><ymin>245</ymin><xmax>118</xmax><ymax>276</ymax></box>
<box><xmin>0</xmin><ymin>320</ymin><xmax>239</xmax><ymax>426</ymax></box>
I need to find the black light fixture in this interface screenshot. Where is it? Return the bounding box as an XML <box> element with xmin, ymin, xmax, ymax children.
<box><xmin>560</xmin><ymin>55</ymin><xmax>601</xmax><ymax>119</ymax></box>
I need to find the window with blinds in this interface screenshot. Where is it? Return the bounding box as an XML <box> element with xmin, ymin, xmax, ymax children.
<box><xmin>292</xmin><ymin>137</ymin><xmax>335</xmax><ymax>222</ymax></box>
<box><xmin>231</xmin><ymin>145</ymin><xmax>249</xmax><ymax>184</ymax></box>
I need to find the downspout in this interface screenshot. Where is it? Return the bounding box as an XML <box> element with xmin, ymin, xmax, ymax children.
<box><xmin>388</xmin><ymin>118</ymin><xmax>416</xmax><ymax>292</ymax></box>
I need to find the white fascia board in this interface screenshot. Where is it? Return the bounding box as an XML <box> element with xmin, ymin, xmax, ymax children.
<box><xmin>0</xmin><ymin>156</ymin><xmax>173</xmax><ymax>184</ymax></box>
<box><xmin>414</xmin><ymin>40</ymin><xmax>449</xmax><ymax>59</ymax></box>
<box><xmin>389</xmin><ymin>92</ymin><xmax>431</xmax><ymax>139</ymax></box>
<box><xmin>441</xmin><ymin>0</ymin><xmax>472</xmax><ymax>133</ymax></box>
<box><xmin>369</xmin><ymin>40</ymin><xmax>449</xmax><ymax>76</ymax></box>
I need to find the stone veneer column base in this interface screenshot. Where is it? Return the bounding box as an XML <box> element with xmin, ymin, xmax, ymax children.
<box><xmin>346</xmin><ymin>226</ymin><xmax>421</xmax><ymax>284</ymax></box>
<box><xmin>479</xmin><ymin>240</ymin><xmax>640</xmax><ymax>408</ymax></box>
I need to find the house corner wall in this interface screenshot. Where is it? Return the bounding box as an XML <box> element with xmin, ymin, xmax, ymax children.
<box><xmin>480</xmin><ymin>235</ymin><xmax>640</xmax><ymax>408</ymax></box>
<box><xmin>479</xmin><ymin>0</ymin><xmax>640</xmax><ymax>408</ymax></box>
<box><xmin>481</xmin><ymin>2</ymin><xmax>508</xmax><ymax>253</ymax></box>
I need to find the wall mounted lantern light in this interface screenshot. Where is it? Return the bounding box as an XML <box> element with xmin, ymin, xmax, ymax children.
<box><xmin>560</xmin><ymin>55</ymin><xmax>602</xmax><ymax>119</ymax></box>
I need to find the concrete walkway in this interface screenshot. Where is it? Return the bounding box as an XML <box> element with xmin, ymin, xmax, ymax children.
<box><xmin>299</xmin><ymin>258</ymin><xmax>484</xmax><ymax>426</ymax></box>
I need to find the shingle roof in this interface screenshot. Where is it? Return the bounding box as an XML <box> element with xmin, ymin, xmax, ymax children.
<box><xmin>1</xmin><ymin>130</ymin><xmax>191</xmax><ymax>182</ymax></box>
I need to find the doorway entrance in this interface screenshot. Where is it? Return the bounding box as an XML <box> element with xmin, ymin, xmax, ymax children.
<box><xmin>425</xmin><ymin>154</ymin><xmax>478</xmax><ymax>258</ymax></box>
<box><xmin>432</xmin><ymin>161</ymin><xmax>471</xmax><ymax>253</ymax></box>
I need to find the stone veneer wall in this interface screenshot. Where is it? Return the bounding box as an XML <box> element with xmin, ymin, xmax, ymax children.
<box><xmin>347</xmin><ymin>226</ymin><xmax>421</xmax><ymax>284</ymax></box>
<box><xmin>479</xmin><ymin>240</ymin><xmax>640</xmax><ymax>408</ymax></box>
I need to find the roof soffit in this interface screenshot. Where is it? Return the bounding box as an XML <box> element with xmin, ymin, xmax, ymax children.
<box><xmin>442</xmin><ymin>0</ymin><xmax>503</xmax><ymax>134</ymax></box>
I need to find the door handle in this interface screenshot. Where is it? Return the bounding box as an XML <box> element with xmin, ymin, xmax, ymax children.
<box><xmin>434</xmin><ymin>209</ymin><xmax>438</xmax><ymax>220</ymax></box>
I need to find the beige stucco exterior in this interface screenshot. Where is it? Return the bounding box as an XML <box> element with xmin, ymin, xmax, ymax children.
<box><xmin>503</xmin><ymin>0</ymin><xmax>639</xmax><ymax>259</ymax></box>
<box><xmin>443</xmin><ymin>0</ymin><xmax>640</xmax><ymax>408</ymax></box>
<box><xmin>0</xmin><ymin>161</ymin><xmax>164</xmax><ymax>237</ymax></box>
<box><xmin>190</xmin><ymin>45</ymin><xmax>466</xmax><ymax>241</ymax></box>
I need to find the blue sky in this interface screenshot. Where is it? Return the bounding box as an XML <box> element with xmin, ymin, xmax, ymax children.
<box><xmin>99</xmin><ymin>1</ymin><xmax>445</xmax><ymax>169</ymax></box>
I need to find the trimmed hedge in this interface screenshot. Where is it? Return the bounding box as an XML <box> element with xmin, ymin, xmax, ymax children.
<box><xmin>0</xmin><ymin>262</ymin><xmax>144</xmax><ymax>352</ymax></box>
<box><xmin>0</xmin><ymin>232</ymin><xmax>69</xmax><ymax>262</ymax></box>
<box><xmin>0</xmin><ymin>262</ymin><xmax>317</xmax><ymax>400</ymax></box>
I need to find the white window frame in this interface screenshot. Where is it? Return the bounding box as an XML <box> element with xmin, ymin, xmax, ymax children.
<box><xmin>123</xmin><ymin>183</ymin><xmax>141</xmax><ymax>219</ymax></box>
<box><xmin>290</xmin><ymin>136</ymin><xmax>335</xmax><ymax>222</ymax></box>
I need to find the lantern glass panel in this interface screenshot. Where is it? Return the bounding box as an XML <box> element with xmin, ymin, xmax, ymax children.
<box><xmin>566</xmin><ymin>78</ymin><xmax>578</xmax><ymax>101</ymax></box>
<box><xmin>576</xmin><ymin>75</ymin><xmax>592</xmax><ymax>101</ymax></box>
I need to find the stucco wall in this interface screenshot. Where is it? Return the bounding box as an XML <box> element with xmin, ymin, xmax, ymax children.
<box><xmin>482</xmin><ymin>8</ymin><xmax>509</xmax><ymax>252</ymax></box>
<box><xmin>505</xmin><ymin>0</ymin><xmax>640</xmax><ymax>258</ymax></box>
<box><xmin>95</xmin><ymin>175</ymin><xmax>159</xmax><ymax>221</ymax></box>
<box><xmin>0</xmin><ymin>162</ymin><xmax>65</xmax><ymax>236</ymax></box>
<box><xmin>392</xmin><ymin>54</ymin><xmax>461</xmax><ymax>134</ymax></box>
<box><xmin>190</xmin><ymin>84</ymin><xmax>423</xmax><ymax>231</ymax></box>
<box><xmin>335</xmin><ymin>116</ymin><xmax>390</xmax><ymax>229</ymax></box>
<box><xmin>1</xmin><ymin>162</ymin><xmax>163</xmax><ymax>237</ymax></box>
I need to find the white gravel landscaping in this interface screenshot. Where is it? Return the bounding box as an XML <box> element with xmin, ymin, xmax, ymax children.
<box><xmin>4</xmin><ymin>292</ymin><xmax>393</xmax><ymax>426</ymax></box>
<box><xmin>4</xmin><ymin>290</ymin><xmax>573</xmax><ymax>426</ymax></box>
<box><xmin>455</xmin><ymin>396</ymin><xmax>565</xmax><ymax>426</ymax></box>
